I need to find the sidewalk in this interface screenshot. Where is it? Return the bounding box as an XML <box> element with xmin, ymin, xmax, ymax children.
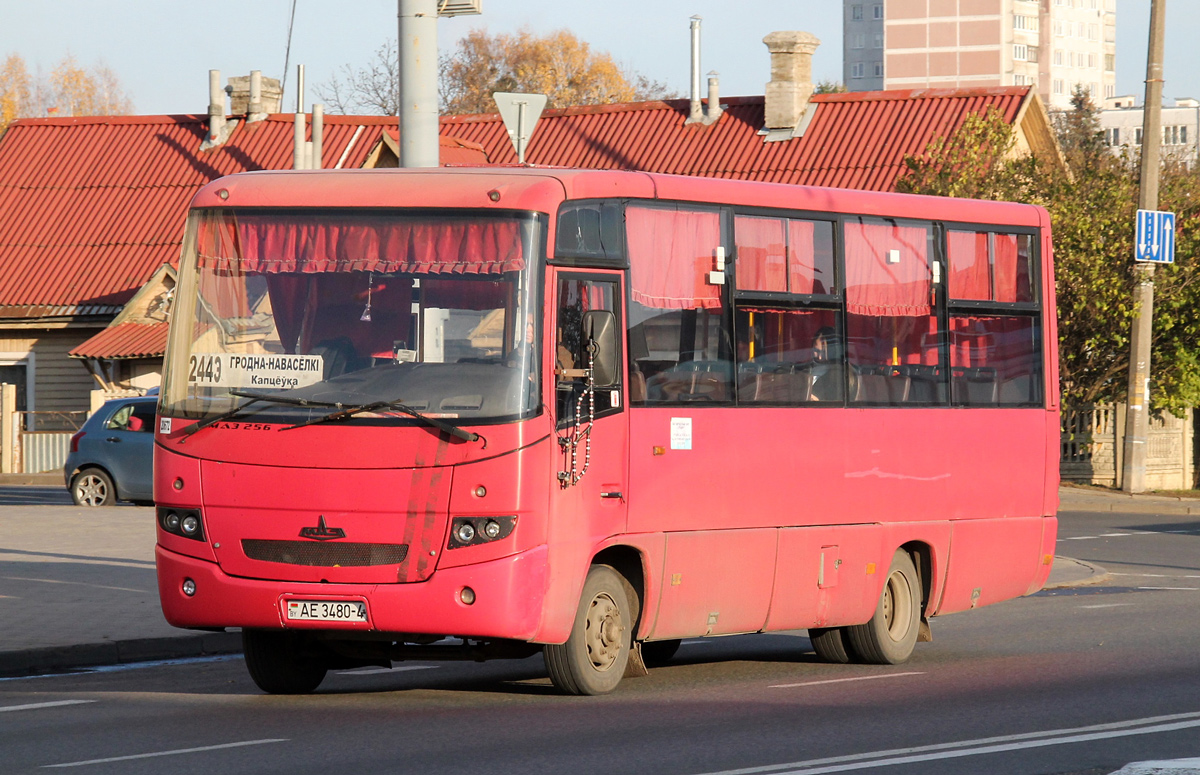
<box><xmin>0</xmin><ymin>486</ymin><xmax>1123</xmax><ymax>678</ymax></box>
<box><xmin>1059</xmin><ymin>484</ymin><xmax>1200</xmax><ymax>515</ymax></box>
<box><xmin>0</xmin><ymin>504</ymin><xmax>239</xmax><ymax>676</ymax></box>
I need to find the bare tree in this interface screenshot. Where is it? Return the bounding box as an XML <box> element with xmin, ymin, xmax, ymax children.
<box><xmin>316</xmin><ymin>28</ymin><xmax>676</xmax><ymax>117</ymax></box>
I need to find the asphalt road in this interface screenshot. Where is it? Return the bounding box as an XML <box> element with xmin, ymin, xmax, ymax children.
<box><xmin>1</xmin><ymin>506</ymin><xmax>1198</xmax><ymax>775</ymax></box>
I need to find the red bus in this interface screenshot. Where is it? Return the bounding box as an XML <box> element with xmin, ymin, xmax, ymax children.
<box><xmin>155</xmin><ymin>168</ymin><xmax>1059</xmax><ymax>695</ymax></box>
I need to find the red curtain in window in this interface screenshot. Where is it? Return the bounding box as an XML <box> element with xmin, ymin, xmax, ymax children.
<box><xmin>993</xmin><ymin>233</ymin><xmax>1035</xmax><ymax>302</ymax></box>
<box><xmin>787</xmin><ymin>220</ymin><xmax>819</xmax><ymax>294</ymax></box>
<box><xmin>627</xmin><ymin>206</ymin><xmax>722</xmax><ymax>310</ymax></box>
<box><xmin>735</xmin><ymin>216</ymin><xmax>786</xmax><ymax>292</ymax></box>
<box><xmin>844</xmin><ymin>221</ymin><xmax>932</xmax><ymax>316</ymax></box>
<box><xmin>948</xmin><ymin>230</ymin><xmax>990</xmax><ymax>300</ymax></box>
<box><xmin>197</xmin><ymin>215</ymin><xmax>525</xmax><ymax>275</ymax></box>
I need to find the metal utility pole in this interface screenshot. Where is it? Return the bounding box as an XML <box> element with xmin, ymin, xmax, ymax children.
<box><xmin>398</xmin><ymin>0</ymin><xmax>439</xmax><ymax>168</ymax></box>
<box><xmin>1121</xmin><ymin>0</ymin><xmax>1167</xmax><ymax>493</ymax></box>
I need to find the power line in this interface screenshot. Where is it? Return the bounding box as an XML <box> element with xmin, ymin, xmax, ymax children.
<box><xmin>281</xmin><ymin>0</ymin><xmax>298</xmax><ymax>100</ymax></box>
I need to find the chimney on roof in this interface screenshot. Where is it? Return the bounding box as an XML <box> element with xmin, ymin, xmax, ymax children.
<box><xmin>201</xmin><ymin>69</ymin><xmax>238</xmax><ymax>150</ymax></box>
<box><xmin>228</xmin><ymin>71</ymin><xmax>283</xmax><ymax>121</ymax></box>
<box><xmin>686</xmin><ymin>16</ymin><xmax>723</xmax><ymax>126</ymax></box>
<box><xmin>762</xmin><ymin>31</ymin><xmax>820</xmax><ymax>138</ymax></box>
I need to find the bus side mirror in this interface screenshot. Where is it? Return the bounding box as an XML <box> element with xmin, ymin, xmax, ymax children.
<box><xmin>582</xmin><ymin>310</ymin><xmax>618</xmax><ymax>388</ymax></box>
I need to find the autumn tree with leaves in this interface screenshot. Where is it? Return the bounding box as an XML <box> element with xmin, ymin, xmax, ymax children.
<box><xmin>1</xmin><ymin>53</ymin><xmax>133</xmax><ymax>136</ymax></box>
<box><xmin>898</xmin><ymin>97</ymin><xmax>1200</xmax><ymax>414</ymax></box>
<box><xmin>318</xmin><ymin>28</ymin><xmax>674</xmax><ymax>116</ymax></box>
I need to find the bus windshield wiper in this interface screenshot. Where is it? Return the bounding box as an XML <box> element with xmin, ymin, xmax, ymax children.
<box><xmin>181</xmin><ymin>389</ymin><xmax>339</xmax><ymax>437</ymax></box>
<box><xmin>279</xmin><ymin>398</ymin><xmax>481</xmax><ymax>444</ymax></box>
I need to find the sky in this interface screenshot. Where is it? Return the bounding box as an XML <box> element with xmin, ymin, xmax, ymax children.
<box><xmin>3</xmin><ymin>1</ymin><xmax>1198</xmax><ymax>116</ymax></box>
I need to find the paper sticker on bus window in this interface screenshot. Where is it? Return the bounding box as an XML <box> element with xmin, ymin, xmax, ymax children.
<box><xmin>187</xmin><ymin>353</ymin><xmax>324</xmax><ymax>391</ymax></box>
<box><xmin>159</xmin><ymin>417</ymin><xmax>172</xmax><ymax>435</ymax></box>
<box><xmin>670</xmin><ymin>417</ymin><xmax>692</xmax><ymax>450</ymax></box>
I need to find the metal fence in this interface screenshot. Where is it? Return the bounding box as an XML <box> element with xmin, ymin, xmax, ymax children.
<box><xmin>13</xmin><ymin>410</ymin><xmax>88</xmax><ymax>474</ymax></box>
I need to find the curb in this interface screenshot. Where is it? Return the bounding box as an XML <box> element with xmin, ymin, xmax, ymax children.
<box><xmin>1043</xmin><ymin>556</ymin><xmax>1111</xmax><ymax>590</ymax></box>
<box><xmin>0</xmin><ymin>632</ymin><xmax>242</xmax><ymax>678</ymax></box>
<box><xmin>1059</xmin><ymin>490</ymin><xmax>1200</xmax><ymax>516</ymax></box>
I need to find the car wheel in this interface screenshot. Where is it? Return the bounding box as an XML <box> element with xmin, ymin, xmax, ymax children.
<box><xmin>71</xmin><ymin>468</ymin><xmax>116</xmax><ymax>507</ymax></box>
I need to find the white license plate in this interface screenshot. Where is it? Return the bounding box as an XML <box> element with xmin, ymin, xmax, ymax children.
<box><xmin>286</xmin><ymin>600</ymin><xmax>367</xmax><ymax>622</ymax></box>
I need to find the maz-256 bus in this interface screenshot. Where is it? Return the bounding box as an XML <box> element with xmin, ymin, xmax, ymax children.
<box><xmin>155</xmin><ymin>167</ymin><xmax>1059</xmax><ymax>695</ymax></box>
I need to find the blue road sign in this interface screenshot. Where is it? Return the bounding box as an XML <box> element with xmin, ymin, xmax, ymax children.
<box><xmin>1135</xmin><ymin>209</ymin><xmax>1176</xmax><ymax>264</ymax></box>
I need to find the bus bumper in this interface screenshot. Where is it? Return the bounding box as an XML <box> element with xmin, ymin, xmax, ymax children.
<box><xmin>155</xmin><ymin>543</ymin><xmax>550</xmax><ymax>642</ymax></box>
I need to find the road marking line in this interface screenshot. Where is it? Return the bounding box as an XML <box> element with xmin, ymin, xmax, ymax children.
<box><xmin>0</xmin><ymin>700</ymin><xmax>95</xmax><ymax>713</ymax></box>
<box><xmin>0</xmin><ymin>576</ymin><xmax>148</xmax><ymax>593</ymax></box>
<box><xmin>1099</xmin><ymin>533</ymin><xmax>1133</xmax><ymax>537</ymax></box>
<box><xmin>692</xmin><ymin>711</ymin><xmax>1200</xmax><ymax>775</ymax></box>
<box><xmin>1138</xmin><ymin>586</ymin><xmax>1200</xmax><ymax>591</ymax></box>
<box><xmin>43</xmin><ymin>739</ymin><xmax>288</xmax><ymax>768</ymax></box>
<box><xmin>336</xmin><ymin>665</ymin><xmax>438</xmax><ymax>675</ymax></box>
<box><xmin>770</xmin><ymin>672</ymin><xmax>924</xmax><ymax>689</ymax></box>
<box><xmin>1111</xmin><ymin>573</ymin><xmax>1200</xmax><ymax>579</ymax></box>
<box><xmin>1079</xmin><ymin>603</ymin><xmax>1135</xmax><ymax>609</ymax></box>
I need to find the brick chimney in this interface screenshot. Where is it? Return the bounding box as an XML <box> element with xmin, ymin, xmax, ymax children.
<box><xmin>762</xmin><ymin>31</ymin><xmax>821</xmax><ymax>137</ymax></box>
<box><xmin>228</xmin><ymin>71</ymin><xmax>283</xmax><ymax>122</ymax></box>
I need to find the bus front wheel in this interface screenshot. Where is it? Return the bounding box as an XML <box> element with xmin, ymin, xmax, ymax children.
<box><xmin>544</xmin><ymin>565</ymin><xmax>632</xmax><ymax>695</ymax></box>
<box><xmin>242</xmin><ymin>630</ymin><xmax>328</xmax><ymax>694</ymax></box>
<box><xmin>846</xmin><ymin>550</ymin><xmax>921</xmax><ymax>664</ymax></box>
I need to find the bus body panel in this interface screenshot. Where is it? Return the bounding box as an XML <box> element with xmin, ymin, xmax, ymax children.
<box><xmin>157</xmin><ymin>543</ymin><xmax>549</xmax><ymax>640</ymax></box>
<box><xmin>198</xmin><ymin>460</ymin><xmax>453</xmax><ymax>584</ymax></box>
<box><xmin>936</xmin><ymin>516</ymin><xmax>1051</xmax><ymax>615</ymax></box>
<box><xmin>648</xmin><ymin>528</ymin><xmax>779</xmax><ymax>639</ymax></box>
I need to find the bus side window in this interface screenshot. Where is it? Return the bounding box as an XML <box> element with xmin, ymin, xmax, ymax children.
<box><xmin>626</xmin><ymin>205</ymin><xmax>732</xmax><ymax>405</ymax></box>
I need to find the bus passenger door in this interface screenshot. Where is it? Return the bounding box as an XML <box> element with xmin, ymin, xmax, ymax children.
<box><xmin>550</xmin><ymin>271</ymin><xmax>629</xmax><ymax>547</ymax></box>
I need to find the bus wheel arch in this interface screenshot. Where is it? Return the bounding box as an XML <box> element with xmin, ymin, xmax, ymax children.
<box><xmin>846</xmin><ymin>548</ymin><xmax>923</xmax><ymax>664</ymax></box>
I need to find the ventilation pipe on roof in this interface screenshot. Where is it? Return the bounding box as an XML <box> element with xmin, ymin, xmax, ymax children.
<box><xmin>294</xmin><ymin>65</ymin><xmax>306</xmax><ymax>169</ymax></box>
<box><xmin>686</xmin><ymin>17</ymin><xmax>723</xmax><ymax>126</ymax></box>
<box><xmin>248</xmin><ymin>71</ymin><xmax>266</xmax><ymax>122</ymax></box>
<box><xmin>201</xmin><ymin>69</ymin><xmax>237</xmax><ymax>150</ymax></box>
<box><xmin>311</xmin><ymin>104</ymin><xmax>324</xmax><ymax>169</ymax></box>
<box><xmin>762</xmin><ymin>31</ymin><xmax>821</xmax><ymax>142</ymax></box>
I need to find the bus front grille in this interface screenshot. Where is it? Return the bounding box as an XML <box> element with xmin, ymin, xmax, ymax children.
<box><xmin>241</xmin><ymin>539</ymin><xmax>409</xmax><ymax>567</ymax></box>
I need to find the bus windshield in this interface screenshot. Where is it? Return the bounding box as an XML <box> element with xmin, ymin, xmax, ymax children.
<box><xmin>161</xmin><ymin>208</ymin><xmax>542</xmax><ymax>425</ymax></box>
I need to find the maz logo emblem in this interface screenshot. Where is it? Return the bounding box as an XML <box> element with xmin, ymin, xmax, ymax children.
<box><xmin>299</xmin><ymin>516</ymin><xmax>346</xmax><ymax>541</ymax></box>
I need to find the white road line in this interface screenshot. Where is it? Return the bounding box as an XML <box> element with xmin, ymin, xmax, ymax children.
<box><xmin>1138</xmin><ymin>586</ymin><xmax>1200</xmax><ymax>591</ymax></box>
<box><xmin>335</xmin><ymin>665</ymin><xmax>438</xmax><ymax>675</ymax></box>
<box><xmin>692</xmin><ymin>711</ymin><xmax>1200</xmax><ymax>775</ymax></box>
<box><xmin>1099</xmin><ymin>533</ymin><xmax>1133</xmax><ymax>537</ymax></box>
<box><xmin>43</xmin><ymin>739</ymin><xmax>288</xmax><ymax>768</ymax></box>
<box><xmin>1112</xmin><ymin>573</ymin><xmax>1200</xmax><ymax>579</ymax></box>
<box><xmin>0</xmin><ymin>700</ymin><xmax>95</xmax><ymax>713</ymax></box>
<box><xmin>1079</xmin><ymin>603</ymin><xmax>1135</xmax><ymax>609</ymax></box>
<box><xmin>770</xmin><ymin>672</ymin><xmax>924</xmax><ymax>689</ymax></box>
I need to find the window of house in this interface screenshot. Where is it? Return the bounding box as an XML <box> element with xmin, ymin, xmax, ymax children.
<box><xmin>873</xmin><ymin>62</ymin><xmax>884</xmax><ymax>78</ymax></box>
<box><xmin>851</xmin><ymin>62</ymin><xmax>865</xmax><ymax>79</ymax></box>
<box><xmin>1136</xmin><ymin>127</ymin><xmax>1143</xmax><ymax>145</ymax></box>
<box><xmin>1105</xmin><ymin>54</ymin><xmax>1115</xmax><ymax>72</ymax></box>
<box><xmin>852</xmin><ymin>33</ymin><xmax>865</xmax><ymax>49</ymax></box>
<box><xmin>873</xmin><ymin>4</ymin><xmax>883</xmax><ymax>20</ymax></box>
<box><xmin>1014</xmin><ymin>44</ymin><xmax>1028</xmax><ymax>61</ymax></box>
<box><xmin>851</xmin><ymin>4</ymin><xmax>863</xmax><ymax>21</ymax></box>
<box><xmin>1054</xmin><ymin>49</ymin><xmax>1064</xmax><ymax>66</ymax></box>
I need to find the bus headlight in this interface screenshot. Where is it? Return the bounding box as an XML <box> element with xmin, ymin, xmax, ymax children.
<box><xmin>448</xmin><ymin>516</ymin><xmax>516</xmax><ymax>549</ymax></box>
<box><xmin>158</xmin><ymin>507</ymin><xmax>205</xmax><ymax>541</ymax></box>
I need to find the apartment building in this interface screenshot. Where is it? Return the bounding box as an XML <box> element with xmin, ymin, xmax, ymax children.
<box><xmin>1101</xmin><ymin>96</ymin><xmax>1200</xmax><ymax>167</ymax></box>
<box><xmin>845</xmin><ymin>0</ymin><xmax>1116</xmax><ymax>110</ymax></box>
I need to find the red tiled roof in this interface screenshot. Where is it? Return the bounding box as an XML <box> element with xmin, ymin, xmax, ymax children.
<box><xmin>440</xmin><ymin>87</ymin><xmax>1032</xmax><ymax>191</ymax></box>
<box><xmin>68</xmin><ymin>321</ymin><xmax>170</xmax><ymax>359</ymax></box>
<box><xmin>0</xmin><ymin>114</ymin><xmax>481</xmax><ymax>313</ymax></box>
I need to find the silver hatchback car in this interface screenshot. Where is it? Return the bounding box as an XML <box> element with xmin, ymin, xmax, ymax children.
<box><xmin>63</xmin><ymin>396</ymin><xmax>156</xmax><ymax>507</ymax></box>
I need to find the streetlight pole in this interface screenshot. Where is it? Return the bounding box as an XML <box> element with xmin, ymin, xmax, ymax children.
<box><xmin>1121</xmin><ymin>0</ymin><xmax>1166</xmax><ymax>493</ymax></box>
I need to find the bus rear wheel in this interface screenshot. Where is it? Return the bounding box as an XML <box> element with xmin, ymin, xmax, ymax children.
<box><xmin>846</xmin><ymin>550</ymin><xmax>921</xmax><ymax>664</ymax></box>
<box><xmin>242</xmin><ymin>630</ymin><xmax>328</xmax><ymax>694</ymax></box>
<box><xmin>544</xmin><ymin>565</ymin><xmax>632</xmax><ymax>695</ymax></box>
<box><xmin>809</xmin><ymin>627</ymin><xmax>856</xmax><ymax>664</ymax></box>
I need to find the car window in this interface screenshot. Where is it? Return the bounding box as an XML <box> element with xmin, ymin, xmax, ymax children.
<box><xmin>104</xmin><ymin>402</ymin><xmax>154</xmax><ymax>432</ymax></box>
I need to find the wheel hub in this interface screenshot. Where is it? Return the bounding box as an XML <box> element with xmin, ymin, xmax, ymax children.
<box><xmin>584</xmin><ymin>592</ymin><xmax>623</xmax><ymax>671</ymax></box>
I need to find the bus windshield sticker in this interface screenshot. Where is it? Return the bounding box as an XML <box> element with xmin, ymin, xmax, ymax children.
<box><xmin>670</xmin><ymin>417</ymin><xmax>692</xmax><ymax>450</ymax></box>
<box><xmin>188</xmin><ymin>353</ymin><xmax>324</xmax><ymax>391</ymax></box>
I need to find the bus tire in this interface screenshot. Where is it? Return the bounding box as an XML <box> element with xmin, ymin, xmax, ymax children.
<box><xmin>544</xmin><ymin>565</ymin><xmax>632</xmax><ymax>695</ymax></box>
<box><xmin>640</xmin><ymin>639</ymin><xmax>682</xmax><ymax>667</ymax></box>
<box><xmin>809</xmin><ymin>627</ymin><xmax>855</xmax><ymax>664</ymax></box>
<box><xmin>242</xmin><ymin>630</ymin><xmax>328</xmax><ymax>694</ymax></box>
<box><xmin>847</xmin><ymin>550</ymin><xmax>921</xmax><ymax>665</ymax></box>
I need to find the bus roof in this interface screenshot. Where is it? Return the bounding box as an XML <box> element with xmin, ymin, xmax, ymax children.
<box><xmin>190</xmin><ymin>167</ymin><xmax>1048</xmax><ymax>230</ymax></box>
